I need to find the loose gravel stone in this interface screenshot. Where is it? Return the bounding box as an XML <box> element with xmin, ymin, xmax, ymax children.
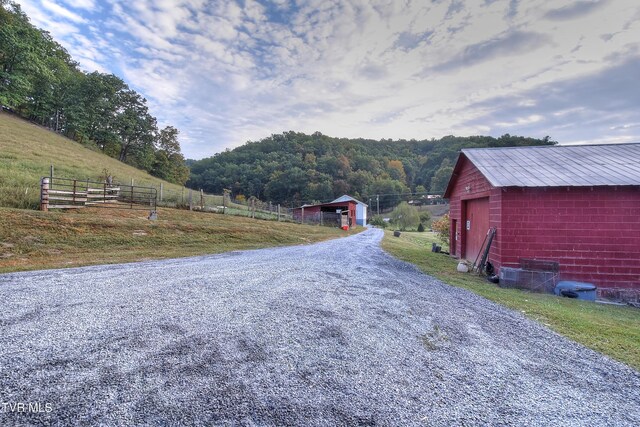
<box><xmin>0</xmin><ymin>228</ymin><xmax>638</xmax><ymax>426</ymax></box>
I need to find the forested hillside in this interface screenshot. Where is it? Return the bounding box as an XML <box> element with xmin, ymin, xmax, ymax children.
<box><xmin>188</xmin><ymin>132</ymin><xmax>555</xmax><ymax>206</ymax></box>
<box><xmin>0</xmin><ymin>1</ymin><xmax>188</xmax><ymax>185</ymax></box>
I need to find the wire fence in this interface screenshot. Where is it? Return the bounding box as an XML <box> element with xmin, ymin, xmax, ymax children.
<box><xmin>154</xmin><ymin>185</ymin><xmax>293</xmax><ymax>221</ymax></box>
<box><xmin>295</xmin><ymin>211</ymin><xmax>345</xmax><ymax>228</ymax></box>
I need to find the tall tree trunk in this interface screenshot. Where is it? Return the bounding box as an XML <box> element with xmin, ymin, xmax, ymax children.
<box><xmin>119</xmin><ymin>143</ymin><xmax>128</xmax><ymax>162</ymax></box>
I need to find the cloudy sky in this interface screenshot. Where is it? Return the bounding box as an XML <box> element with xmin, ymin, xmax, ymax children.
<box><xmin>16</xmin><ymin>0</ymin><xmax>640</xmax><ymax>159</ymax></box>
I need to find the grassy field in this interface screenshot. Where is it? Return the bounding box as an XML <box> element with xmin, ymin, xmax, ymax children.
<box><xmin>0</xmin><ymin>207</ymin><xmax>359</xmax><ymax>273</ymax></box>
<box><xmin>0</xmin><ymin>113</ymin><xmax>234</xmax><ymax>209</ymax></box>
<box><xmin>415</xmin><ymin>203</ymin><xmax>449</xmax><ymax>220</ymax></box>
<box><xmin>382</xmin><ymin>230</ymin><xmax>640</xmax><ymax>371</ymax></box>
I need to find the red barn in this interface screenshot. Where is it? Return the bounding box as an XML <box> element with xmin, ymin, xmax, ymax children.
<box><xmin>292</xmin><ymin>200</ymin><xmax>357</xmax><ymax>228</ymax></box>
<box><xmin>444</xmin><ymin>144</ymin><xmax>640</xmax><ymax>301</ymax></box>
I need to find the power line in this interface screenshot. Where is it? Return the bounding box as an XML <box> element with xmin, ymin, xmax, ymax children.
<box><xmin>286</xmin><ymin>191</ymin><xmax>445</xmax><ymax>209</ymax></box>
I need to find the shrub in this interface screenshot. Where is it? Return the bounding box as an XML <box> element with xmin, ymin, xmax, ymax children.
<box><xmin>417</xmin><ymin>223</ymin><xmax>425</xmax><ymax>232</ymax></box>
<box><xmin>419</xmin><ymin>211</ymin><xmax>431</xmax><ymax>224</ymax></box>
<box><xmin>369</xmin><ymin>215</ymin><xmax>387</xmax><ymax>228</ymax></box>
<box><xmin>389</xmin><ymin>202</ymin><xmax>420</xmax><ymax>231</ymax></box>
<box><xmin>431</xmin><ymin>213</ymin><xmax>450</xmax><ymax>247</ymax></box>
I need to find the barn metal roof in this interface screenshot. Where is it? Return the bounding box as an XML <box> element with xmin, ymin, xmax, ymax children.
<box><xmin>295</xmin><ymin>199</ymin><xmax>357</xmax><ymax>210</ymax></box>
<box><xmin>461</xmin><ymin>143</ymin><xmax>640</xmax><ymax>187</ymax></box>
<box><xmin>331</xmin><ymin>195</ymin><xmax>368</xmax><ymax>206</ymax></box>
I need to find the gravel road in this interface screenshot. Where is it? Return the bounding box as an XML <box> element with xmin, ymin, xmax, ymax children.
<box><xmin>1</xmin><ymin>227</ymin><xmax>639</xmax><ymax>426</ymax></box>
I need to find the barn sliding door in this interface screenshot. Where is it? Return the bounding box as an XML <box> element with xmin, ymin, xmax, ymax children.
<box><xmin>463</xmin><ymin>197</ymin><xmax>490</xmax><ymax>262</ymax></box>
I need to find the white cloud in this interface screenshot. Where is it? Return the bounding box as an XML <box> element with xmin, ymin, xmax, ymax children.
<box><xmin>496</xmin><ymin>114</ymin><xmax>544</xmax><ymax>127</ymax></box>
<box><xmin>14</xmin><ymin>0</ymin><xmax>640</xmax><ymax>158</ymax></box>
<box><xmin>41</xmin><ymin>0</ymin><xmax>86</xmax><ymax>23</ymax></box>
<box><xmin>61</xmin><ymin>0</ymin><xmax>95</xmax><ymax>10</ymax></box>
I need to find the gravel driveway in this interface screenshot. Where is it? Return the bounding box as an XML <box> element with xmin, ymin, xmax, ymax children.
<box><xmin>1</xmin><ymin>227</ymin><xmax>639</xmax><ymax>426</ymax></box>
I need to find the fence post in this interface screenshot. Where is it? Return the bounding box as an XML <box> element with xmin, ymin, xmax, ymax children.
<box><xmin>189</xmin><ymin>189</ymin><xmax>193</xmax><ymax>211</ymax></box>
<box><xmin>200</xmin><ymin>189</ymin><xmax>204</xmax><ymax>210</ymax></box>
<box><xmin>182</xmin><ymin>187</ymin><xmax>184</xmax><ymax>206</ymax></box>
<box><xmin>160</xmin><ymin>183</ymin><xmax>163</xmax><ymax>202</ymax></box>
<box><xmin>40</xmin><ymin>177</ymin><xmax>49</xmax><ymax>211</ymax></box>
<box><xmin>301</xmin><ymin>206</ymin><xmax>304</xmax><ymax>224</ymax></box>
<box><xmin>320</xmin><ymin>211</ymin><xmax>323</xmax><ymax>226</ymax></box>
<box><xmin>49</xmin><ymin>164</ymin><xmax>54</xmax><ymax>180</ymax></box>
<box><xmin>277</xmin><ymin>204</ymin><xmax>280</xmax><ymax>221</ymax></box>
<box><xmin>223</xmin><ymin>189</ymin><xmax>230</xmax><ymax>214</ymax></box>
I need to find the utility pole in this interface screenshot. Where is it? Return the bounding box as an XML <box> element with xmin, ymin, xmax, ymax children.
<box><xmin>376</xmin><ymin>195</ymin><xmax>380</xmax><ymax>216</ymax></box>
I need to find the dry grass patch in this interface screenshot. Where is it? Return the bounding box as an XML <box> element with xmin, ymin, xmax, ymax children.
<box><xmin>0</xmin><ymin>207</ymin><xmax>359</xmax><ymax>273</ymax></box>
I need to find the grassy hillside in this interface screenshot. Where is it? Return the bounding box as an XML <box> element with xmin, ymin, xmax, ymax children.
<box><xmin>0</xmin><ymin>206</ymin><xmax>359</xmax><ymax>273</ymax></box>
<box><xmin>0</xmin><ymin>113</ymin><xmax>209</xmax><ymax>209</ymax></box>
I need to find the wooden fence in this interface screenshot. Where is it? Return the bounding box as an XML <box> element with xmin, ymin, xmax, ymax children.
<box><xmin>40</xmin><ymin>177</ymin><xmax>156</xmax><ymax>211</ymax></box>
<box><xmin>38</xmin><ymin>175</ymin><xmax>298</xmax><ymax>223</ymax></box>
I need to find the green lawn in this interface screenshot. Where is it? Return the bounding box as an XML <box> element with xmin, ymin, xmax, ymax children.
<box><xmin>381</xmin><ymin>230</ymin><xmax>640</xmax><ymax>371</ymax></box>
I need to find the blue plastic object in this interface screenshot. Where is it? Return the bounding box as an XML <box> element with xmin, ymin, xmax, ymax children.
<box><xmin>554</xmin><ymin>281</ymin><xmax>597</xmax><ymax>301</ymax></box>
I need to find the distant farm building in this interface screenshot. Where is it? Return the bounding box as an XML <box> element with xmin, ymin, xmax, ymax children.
<box><xmin>331</xmin><ymin>195</ymin><xmax>368</xmax><ymax>226</ymax></box>
<box><xmin>408</xmin><ymin>194</ymin><xmax>444</xmax><ymax>206</ymax></box>
<box><xmin>444</xmin><ymin>144</ymin><xmax>640</xmax><ymax>301</ymax></box>
<box><xmin>292</xmin><ymin>198</ymin><xmax>357</xmax><ymax>229</ymax></box>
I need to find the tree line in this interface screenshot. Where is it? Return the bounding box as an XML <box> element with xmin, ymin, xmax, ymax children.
<box><xmin>0</xmin><ymin>1</ymin><xmax>188</xmax><ymax>185</ymax></box>
<box><xmin>188</xmin><ymin>131</ymin><xmax>555</xmax><ymax>207</ymax></box>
